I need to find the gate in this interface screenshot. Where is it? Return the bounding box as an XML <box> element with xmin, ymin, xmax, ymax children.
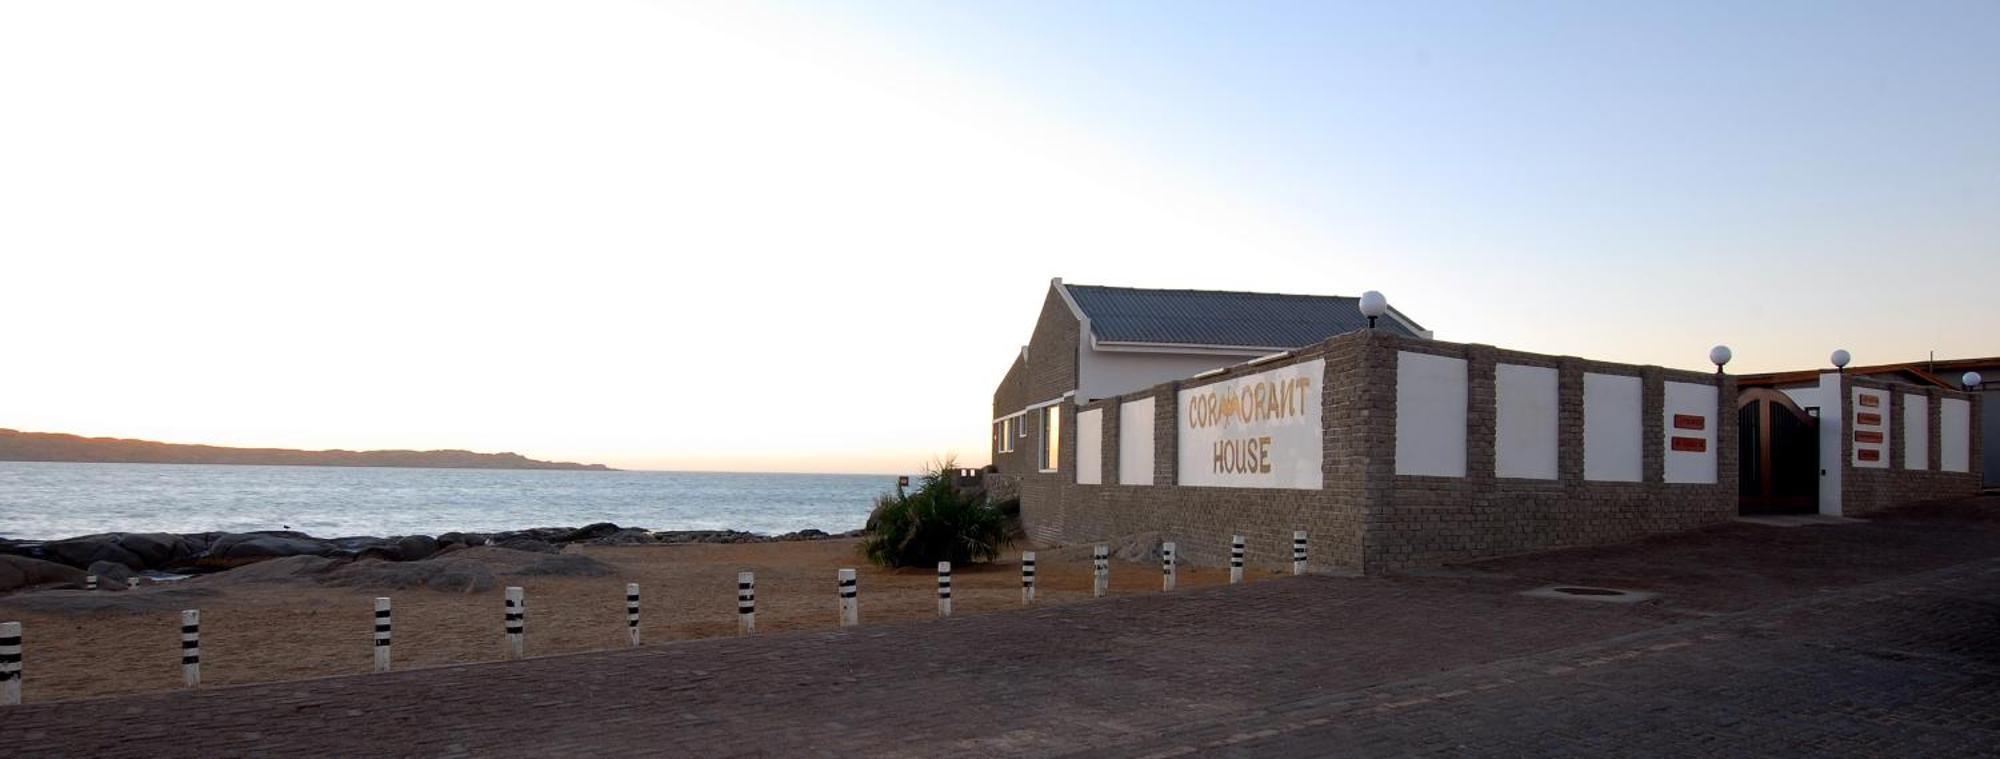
<box><xmin>1737</xmin><ymin>388</ymin><xmax>1819</xmax><ymax>515</ymax></box>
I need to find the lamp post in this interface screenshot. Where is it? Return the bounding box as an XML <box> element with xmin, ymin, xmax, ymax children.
<box><xmin>1359</xmin><ymin>290</ymin><xmax>1388</xmax><ymax>330</ymax></box>
<box><xmin>1831</xmin><ymin>349</ymin><xmax>1851</xmax><ymax>374</ymax></box>
<box><xmin>1709</xmin><ymin>345</ymin><xmax>1732</xmax><ymax>376</ymax></box>
<box><xmin>1965</xmin><ymin>371</ymin><xmax>1985</xmax><ymax>391</ymax></box>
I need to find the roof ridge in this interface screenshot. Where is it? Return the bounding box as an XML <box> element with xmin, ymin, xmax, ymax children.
<box><xmin>1063</xmin><ymin>283</ymin><xmax>1361</xmax><ymax>301</ymax></box>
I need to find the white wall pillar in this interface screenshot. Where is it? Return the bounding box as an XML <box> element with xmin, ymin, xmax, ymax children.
<box><xmin>1818</xmin><ymin>372</ymin><xmax>1844</xmax><ymax>516</ymax></box>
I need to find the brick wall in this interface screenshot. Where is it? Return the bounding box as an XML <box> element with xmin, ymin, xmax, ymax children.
<box><xmin>1837</xmin><ymin>376</ymin><xmax>1983</xmax><ymax>515</ymax></box>
<box><xmin>1019</xmin><ymin>331</ymin><xmax>1748</xmax><ymax>575</ymax></box>
<box><xmin>1361</xmin><ymin>335</ymin><xmax>1736</xmax><ymax>573</ymax></box>
<box><xmin>1026</xmin><ymin>286</ymin><xmax>1079</xmax><ymax>404</ymax></box>
<box><xmin>991</xmin><ymin>283</ymin><xmax>1082</xmax><ymax>486</ymax></box>
<box><xmin>990</xmin><ymin>354</ymin><xmax>1030</xmax><ymax>475</ymax></box>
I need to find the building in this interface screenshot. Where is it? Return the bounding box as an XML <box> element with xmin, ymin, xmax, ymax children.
<box><xmin>986</xmin><ymin>280</ymin><xmax>1984</xmax><ymax>575</ymax></box>
<box><xmin>1738</xmin><ymin>356</ymin><xmax>1999</xmax><ymax>490</ymax></box>
<box><xmin>990</xmin><ymin>279</ymin><xmax>1429</xmax><ymax>478</ymax></box>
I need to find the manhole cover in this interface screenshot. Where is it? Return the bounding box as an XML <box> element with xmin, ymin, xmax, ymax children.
<box><xmin>1553</xmin><ymin>587</ymin><xmax>1625</xmax><ymax>597</ymax></box>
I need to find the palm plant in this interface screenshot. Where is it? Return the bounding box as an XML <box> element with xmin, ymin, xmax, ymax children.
<box><xmin>860</xmin><ymin>459</ymin><xmax>1010</xmax><ymax>568</ymax></box>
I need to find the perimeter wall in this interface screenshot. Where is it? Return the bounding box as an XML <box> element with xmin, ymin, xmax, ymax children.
<box><xmin>1019</xmin><ymin>331</ymin><xmax>1739</xmax><ymax>574</ymax></box>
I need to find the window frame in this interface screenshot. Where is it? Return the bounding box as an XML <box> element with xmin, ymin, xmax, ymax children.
<box><xmin>1039</xmin><ymin>405</ymin><xmax>1061</xmax><ymax>473</ymax></box>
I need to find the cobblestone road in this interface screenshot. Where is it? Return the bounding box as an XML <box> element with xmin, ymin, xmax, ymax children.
<box><xmin>4</xmin><ymin>501</ymin><xmax>1999</xmax><ymax>757</ymax></box>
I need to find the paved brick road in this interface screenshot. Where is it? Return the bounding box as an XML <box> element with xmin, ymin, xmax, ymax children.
<box><xmin>1096</xmin><ymin>560</ymin><xmax>2000</xmax><ymax>758</ymax></box>
<box><xmin>4</xmin><ymin>501</ymin><xmax>1999</xmax><ymax>757</ymax></box>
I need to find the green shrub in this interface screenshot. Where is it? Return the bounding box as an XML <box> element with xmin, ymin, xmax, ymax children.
<box><xmin>860</xmin><ymin>460</ymin><xmax>1010</xmax><ymax>568</ymax></box>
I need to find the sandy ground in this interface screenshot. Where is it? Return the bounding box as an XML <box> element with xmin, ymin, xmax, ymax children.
<box><xmin>0</xmin><ymin>539</ymin><xmax>1280</xmax><ymax>702</ymax></box>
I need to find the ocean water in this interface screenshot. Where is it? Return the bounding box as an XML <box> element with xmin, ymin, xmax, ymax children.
<box><xmin>0</xmin><ymin>462</ymin><xmax>898</xmax><ymax>541</ymax></box>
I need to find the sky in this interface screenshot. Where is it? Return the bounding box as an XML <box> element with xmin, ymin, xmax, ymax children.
<box><xmin>1</xmin><ymin>1</ymin><xmax>1994</xmax><ymax>474</ymax></box>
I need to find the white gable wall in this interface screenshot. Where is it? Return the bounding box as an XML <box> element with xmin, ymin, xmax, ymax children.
<box><xmin>1076</xmin><ymin>348</ymin><xmax>1257</xmax><ymax>403</ymax></box>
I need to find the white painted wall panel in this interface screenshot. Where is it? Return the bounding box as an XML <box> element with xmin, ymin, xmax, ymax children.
<box><xmin>1941</xmin><ymin>397</ymin><xmax>1971</xmax><ymax>473</ymax></box>
<box><xmin>1118</xmin><ymin>399</ymin><xmax>1155</xmax><ymax>485</ymax></box>
<box><xmin>1903</xmin><ymin>394</ymin><xmax>1929</xmax><ymax>470</ymax></box>
<box><xmin>1075</xmin><ymin>408</ymin><xmax>1103</xmax><ymax>485</ymax></box>
<box><xmin>1394</xmin><ymin>352</ymin><xmax>1468</xmax><ymax>477</ymax></box>
<box><xmin>1584</xmin><ymin>373</ymin><xmax>1642</xmax><ymax>482</ymax></box>
<box><xmin>1494</xmin><ymin>364</ymin><xmax>1558</xmax><ymax>480</ymax></box>
<box><xmin>1818</xmin><ymin>373</ymin><xmax>1844</xmax><ymax>515</ymax></box>
<box><xmin>1079</xmin><ymin>350</ymin><xmax>1250</xmax><ymax>404</ymax></box>
<box><xmin>1177</xmin><ymin>359</ymin><xmax>1324</xmax><ymax>489</ymax></box>
<box><xmin>1850</xmin><ymin>387</ymin><xmax>1890</xmax><ymax>469</ymax></box>
<box><xmin>1662</xmin><ymin>382</ymin><xmax>1718</xmax><ymax>484</ymax></box>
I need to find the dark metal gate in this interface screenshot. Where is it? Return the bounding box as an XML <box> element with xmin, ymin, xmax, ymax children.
<box><xmin>1737</xmin><ymin>388</ymin><xmax>1819</xmax><ymax>515</ymax></box>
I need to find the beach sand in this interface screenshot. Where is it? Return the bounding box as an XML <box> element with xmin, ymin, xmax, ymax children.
<box><xmin>0</xmin><ymin>538</ymin><xmax>1279</xmax><ymax>702</ymax></box>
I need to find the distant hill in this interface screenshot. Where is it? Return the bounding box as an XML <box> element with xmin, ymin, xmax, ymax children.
<box><xmin>0</xmin><ymin>428</ymin><xmax>613</xmax><ymax>471</ymax></box>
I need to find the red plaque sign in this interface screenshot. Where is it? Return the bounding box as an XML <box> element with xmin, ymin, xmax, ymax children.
<box><xmin>1673</xmin><ymin>414</ymin><xmax>1706</xmax><ymax>431</ymax></box>
<box><xmin>1858</xmin><ymin>449</ymin><xmax>1881</xmax><ymax>462</ymax></box>
<box><xmin>1858</xmin><ymin>394</ymin><xmax>1881</xmax><ymax>408</ymax></box>
<box><xmin>1856</xmin><ymin>412</ymin><xmax>1882</xmax><ymax>426</ymax></box>
<box><xmin>1670</xmin><ymin>436</ymin><xmax>1707</xmax><ymax>453</ymax></box>
<box><xmin>1854</xmin><ymin>430</ymin><xmax>1884</xmax><ymax>444</ymax></box>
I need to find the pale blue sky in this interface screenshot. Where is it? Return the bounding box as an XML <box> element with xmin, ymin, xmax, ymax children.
<box><xmin>817</xmin><ymin>0</ymin><xmax>1999</xmax><ymax>365</ymax></box>
<box><xmin>1</xmin><ymin>2</ymin><xmax>1993</xmax><ymax>472</ymax></box>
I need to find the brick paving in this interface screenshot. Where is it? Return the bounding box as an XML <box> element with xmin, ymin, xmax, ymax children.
<box><xmin>4</xmin><ymin>499</ymin><xmax>2000</xmax><ymax>757</ymax></box>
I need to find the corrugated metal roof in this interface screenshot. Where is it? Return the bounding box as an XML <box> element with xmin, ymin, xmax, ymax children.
<box><xmin>1064</xmin><ymin>284</ymin><xmax>1424</xmax><ymax>347</ymax></box>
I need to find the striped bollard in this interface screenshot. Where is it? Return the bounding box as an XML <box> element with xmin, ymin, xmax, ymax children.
<box><xmin>1229</xmin><ymin>535</ymin><xmax>1245</xmax><ymax>584</ymax></box>
<box><xmin>1</xmin><ymin>621</ymin><xmax>20</xmax><ymax>706</ymax></box>
<box><xmin>1092</xmin><ymin>545</ymin><xmax>1109</xmax><ymax>598</ymax></box>
<box><xmin>181</xmin><ymin>610</ymin><xmax>201</xmax><ymax>688</ymax></box>
<box><xmin>1292</xmin><ymin>530</ymin><xmax>1308</xmax><ymax>576</ymax></box>
<box><xmin>936</xmin><ymin>561</ymin><xmax>952</xmax><ymax>617</ymax></box>
<box><xmin>373</xmin><ymin>598</ymin><xmax>392</xmax><ymax>672</ymax></box>
<box><xmin>737</xmin><ymin>572</ymin><xmax>756</xmax><ymax>635</ymax></box>
<box><xmin>626</xmin><ymin>583</ymin><xmax>641</xmax><ymax>646</ymax></box>
<box><xmin>504</xmin><ymin>587</ymin><xmax>525</xmax><ymax>659</ymax></box>
<box><xmin>1161</xmin><ymin>542</ymin><xmax>1177</xmax><ymax>591</ymax></box>
<box><xmin>837</xmin><ymin>569</ymin><xmax>858</xmax><ymax>627</ymax></box>
<box><xmin>86</xmin><ymin>575</ymin><xmax>97</xmax><ymax>591</ymax></box>
<box><xmin>1020</xmin><ymin>551</ymin><xmax>1037</xmax><ymax>604</ymax></box>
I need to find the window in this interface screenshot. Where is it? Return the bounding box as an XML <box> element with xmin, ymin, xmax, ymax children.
<box><xmin>1040</xmin><ymin>406</ymin><xmax>1061</xmax><ymax>471</ymax></box>
<box><xmin>995</xmin><ymin>416</ymin><xmax>1018</xmax><ymax>454</ymax></box>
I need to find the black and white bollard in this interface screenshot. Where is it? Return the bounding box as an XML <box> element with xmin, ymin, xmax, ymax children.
<box><xmin>626</xmin><ymin>583</ymin><xmax>641</xmax><ymax>646</ymax></box>
<box><xmin>1161</xmin><ymin>542</ymin><xmax>1177</xmax><ymax>591</ymax></box>
<box><xmin>837</xmin><ymin>569</ymin><xmax>858</xmax><ymax>627</ymax></box>
<box><xmin>1092</xmin><ymin>544</ymin><xmax>1109</xmax><ymax>598</ymax></box>
<box><xmin>737</xmin><ymin>572</ymin><xmax>756</xmax><ymax>635</ymax></box>
<box><xmin>1230</xmin><ymin>535</ymin><xmax>1245</xmax><ymax>584</ymax></box>
<box><xmin>181</xmin><ymin>609</ymin><xmax>201</xmax><ymax>688</ymax></box>
<box><xmin>504</xmin><ymin>586</ymin><xmax>525</xmax><ymax>659</ymax></box>
<box><xmin>1292</xmin><ymin>530</ymin><xmax>1308</xmax><ymax>576</ymax></box>
<box><xmin>1</xmin><ymin>621</ymin><xmax>20</xmax><ymax>706</ymax></box>
<box><xmin>85</xmin><ymin>575</ymin><xmax>97</xmax><ymax>591</ymax></box>
<box><xmin>936</xmin><ymin>561</ymin><xmax>952</xmax><ymax>617</ymax></box>
<box><xmin>1020</xmin><ymin>551</ymin><xmax>1037</xmax><ymax>604</ymax></box>
<box><xmin>373</xmin><ymin>597</ymin><xmax>392</xmax><ymax>672</ymax></box>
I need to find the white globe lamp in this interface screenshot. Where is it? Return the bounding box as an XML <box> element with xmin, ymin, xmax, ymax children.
<box><xmin>1358</xmin><ymin>290</ymin><xmax>1388</xmax><ymax>330</ymax></box>
<box><xmin>1965</xmin><ymin>371</ymin><xmax>1984</xmax><ymax>391</ymax></box>
<box><xmin>1709</xmin><ymin>345</ymin><xmax>1732</xmax><ymax>374</ymax></box>
<box><xmin>1830</xmin><ymin>349</ymin><xmax>1851</xmax><ymax>372</ymax></box>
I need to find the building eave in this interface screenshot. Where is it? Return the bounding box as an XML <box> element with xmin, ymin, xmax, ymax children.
<box><xmin>1088</xmin><ymin>337</ymin><xmax>1290</xmax><ymax>357</ymax></box>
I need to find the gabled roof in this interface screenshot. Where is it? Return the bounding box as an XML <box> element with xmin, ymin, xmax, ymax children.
<box><xmin>1061</xmin><ymin>282</ymin><xmax>1426</xmax><ymax>349</ymax></box>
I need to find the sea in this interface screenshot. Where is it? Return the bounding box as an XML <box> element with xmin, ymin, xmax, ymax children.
<box><xmin>0</xmin><ymin>461</ymin><xmax>898</xmax><ymax>541</ymax></box>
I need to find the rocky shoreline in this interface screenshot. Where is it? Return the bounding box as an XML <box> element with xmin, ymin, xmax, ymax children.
<box><xmin>0</xmin><ymin>524</ymin><xmax>867</xmax><ymax>593</ymax></box>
